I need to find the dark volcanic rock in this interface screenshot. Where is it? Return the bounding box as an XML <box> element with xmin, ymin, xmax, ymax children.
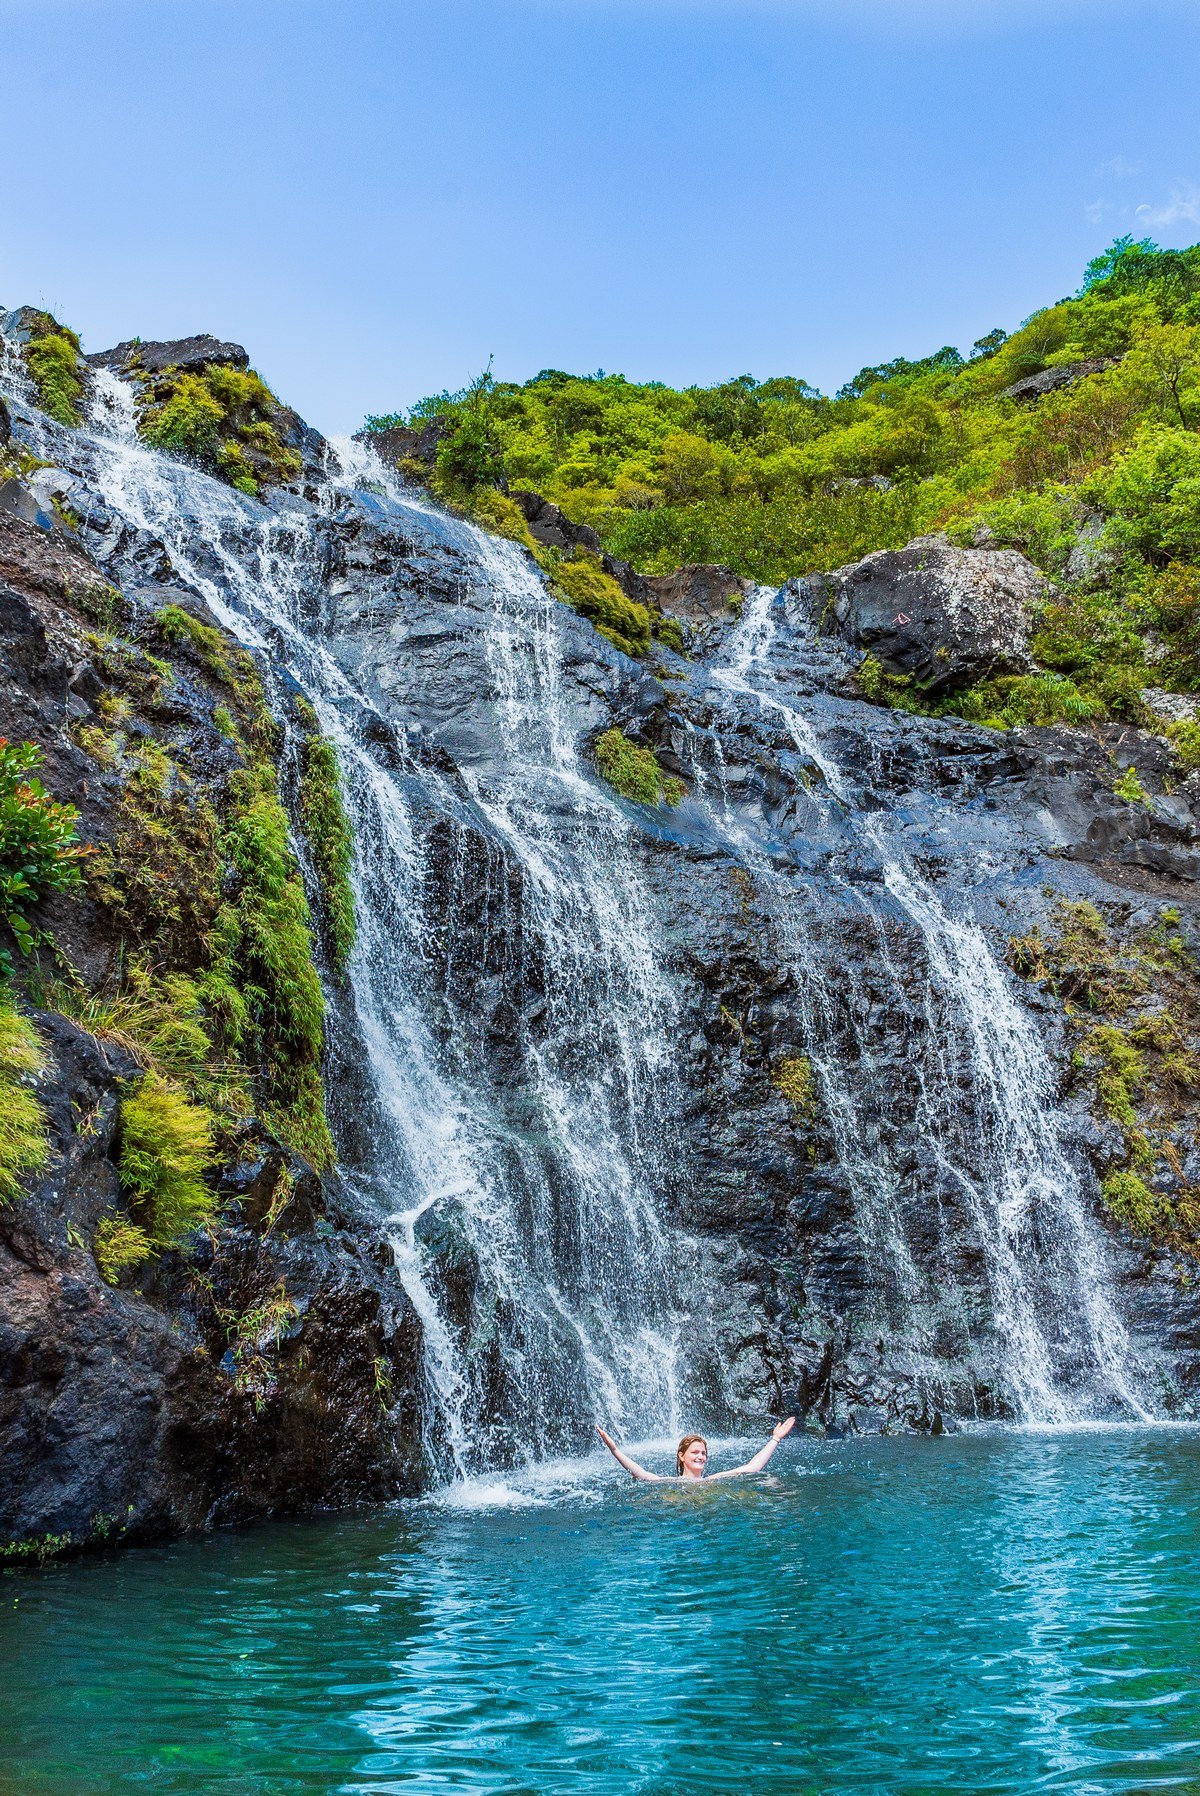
<box><xmin>1002</xmin><ymin>356</ymin><xmax>1120</xmax><ymax>401</ymax></box>
<box><xmin>0</xmin><ymin>488</ymin><xmax>427</xmax><ymax>1550</ymax></box>
<box><xmin>0</xmin><ymin>1016</ymin><xmax>423</xmax><ymax>1548</ymax></box>
<box><xmin>87</xmin><ymin>334</ymin><xmax>251</xmax><ymax>377</ymax></box>
<box><xmin>512</xmin><ymin>490</ymin><xmax>603</xmax><ymax>556</ymax></box>
<box><xmin>810</xmin><ymin>534</ymin><xmax>1043</xmax><ymax>692</ymax></box>
<box><xmin>363</xmin><ymin>417</ymin><xmax>451</xmax><ymax>472</ymax></box>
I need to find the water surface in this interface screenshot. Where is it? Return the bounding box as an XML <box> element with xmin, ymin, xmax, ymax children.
<box><xmin>4</xmin><ymin>1431</ymin><xmax>1200</xmax><ymax>1793</ymax></box>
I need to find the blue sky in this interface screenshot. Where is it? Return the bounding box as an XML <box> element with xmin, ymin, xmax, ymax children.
<box><xmin>3</xmin><ymin>0</ymin><xmax>1198</xmax><ymax>435</ymax></box>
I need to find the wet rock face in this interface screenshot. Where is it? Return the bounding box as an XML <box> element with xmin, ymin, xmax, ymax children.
<box><xmin>0</xmin><ymin>488</ymin><xmax>427</xmax><ymax>1549</ymax></box>
<box><xmin>7</xmin><ymin>364</ymin><xmax>1200</xmax><ymax>1517</ymax></box>
<box><xmin>810</xmin><ymin>534</ymin><xmax>1042</xmax><ymax>692</ymax></box>
<box><xmin>0</xmin><ymin>1018</ymin><xmax>424</xmax><ymax>1548</ymax></box>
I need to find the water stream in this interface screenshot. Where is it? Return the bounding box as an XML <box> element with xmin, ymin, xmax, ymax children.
<box><xmin>703</xmin><ymin>583</ymin><xmax>1154</xmax><ymax>1423</ymax></box>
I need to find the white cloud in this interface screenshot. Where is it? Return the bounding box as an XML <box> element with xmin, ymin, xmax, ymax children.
<box><xmin>1098</xmin><ymin>156</ymin><xmax>1142</xmax><ymax>180</ymax></box>
<box><xmin>1084</xmin><ymin>199</ymin><xmax>1106</xmax><ymax>225</ymax></box>
<box><xmin>1135</xmin><ymin>183</ymin><xmax>1200</xmax><ymax>229</ymax></box>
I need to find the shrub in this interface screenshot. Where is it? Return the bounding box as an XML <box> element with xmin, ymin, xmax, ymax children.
<box><xmin>139</xmin><ymin>363</ymin><xmax>300</xmax><ymax>496</ymax></box>
<box><xmin>1113</xmin><ymin>765</ymin><xmax>1149</xmax><ymax>805</ymax></box>
<box><xmin>1165</xmin><ymin>718</ymin><xmax>1200</xmax><ymax>773</ymax></box>
<box><xmin>466</xmin><ymin>488</ymin><xmax>538</xmax><ymax>550</ymax></box>
<box><xmin>24</xmin><ymin>325</ymin><xmax>84</xmax><ymax>427</ymax></box>
<box><xmin>0</xmin><ymin>739</ymin><xmax>86</xmax><ymax>962</ymax></box>
<box><xmin>141</xmin><ymin>372</ymin><xmax>225</xmax><ymax>460</ymax></box>
<box><xmin>93</xmin><ymin>1213</ymin><xmax>153</xmax><ymax>1284</ymax></box>
<box><xmin>0</xmin><ymin>1000</ymin><xmax>48</xmax><ymax>1204</ymax></box>
<box><xmin>119</xmin><ymin>1073</ymin><xmax>215</xmax><ymax>1245</ymax></box>
<box><xmin>593</xmin><ymin>729</ymin><xmax>683</xmax><ymax>806</ymax></box>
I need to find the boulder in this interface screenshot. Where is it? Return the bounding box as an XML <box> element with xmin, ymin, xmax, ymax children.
<box><xmin>362</xmin><ymin>417</ymin><xmax>450</xmax><ymax>472</ymax></box>
<box><xmin>87</xmin><ymin>335</ymin><xmax>251</xmax><ymax>377</ymax></box>
<box><xmin>811</xmin><ymin>534</ymin><xmax>1043</xmax><ymax>693</ymax></box>
<box><xmin>643</xmin><ymin>563</ymin><xmax>752</xmax><ymax>624</ymax></box>
<box><xmin>1001</xmin><ymin>357</ymin><xmax>1120</xmax><ymax>402</ymax></box>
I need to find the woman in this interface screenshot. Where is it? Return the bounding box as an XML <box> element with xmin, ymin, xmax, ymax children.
<box><xmin>595</xmin><ymin>1416</ymin><xmax>796</xmax><ymax>1483</ymax></box>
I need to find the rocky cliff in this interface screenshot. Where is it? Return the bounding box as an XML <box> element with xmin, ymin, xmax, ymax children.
<box><xmin>4</xmin><ymin>313</ymin><xmax>1200</xmax><ymax>1556</ymax></box>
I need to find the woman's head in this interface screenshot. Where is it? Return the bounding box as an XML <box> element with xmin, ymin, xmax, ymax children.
<box><xmin>676</xmin><ymin>1434</ymin><xmax>708</xmax><ymax>1478</ymax></box>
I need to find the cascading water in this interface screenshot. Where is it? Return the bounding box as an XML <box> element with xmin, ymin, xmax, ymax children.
<box><xmin>0</xmin><ymin>340</ymin><xmax>1162</xmax><ymax>1450</ymax></box>
<box><xmin>703</xmin><ymin>582</ymin><xmax>1155</xmax><ymax>1423</ymax></box>
<box><xmin>8</xmin><ymin>366</ymin><xmax>692</xmax><ymax>1476</ymax></box>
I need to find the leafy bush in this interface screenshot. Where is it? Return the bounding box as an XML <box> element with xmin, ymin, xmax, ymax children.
<box><xmin>594</xmin><ymin>729</ymin><xmax>683</xmax><ymax>806</ymax></box>
<box><xmin>0</xmin><ymin>1000</ymin><xmax>48</xmax><ymax>1204</ymax></box>
<box><xmin>119</xmin><ymin>1073</ymin><xmax>215</xmax><ymax>1245</ymax></box>
<box><xmin>93</xmin><ymin>1213</ymin><xmax>153</xmax><ymax>1284</ymax></box>
<box><xmin>0</xmin><ymin>739</ymin><xmax>86</xmax><ymax>962</ymax></box>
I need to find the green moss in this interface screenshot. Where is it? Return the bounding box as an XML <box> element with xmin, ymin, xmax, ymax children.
<box><xmin>653</xmin><ymin>614</ymin><xmax>686</xmax><ymax>655</ymax></box>
<box><xmin>1081</xmin><ymin>1024</ymin><xmax>1146</xmax><ymax>1128</ymax></box>
<box><xmin>93</xmin><ymin>1212</ymin><xmax>153</xmax><ymax>1284</ymax></box>
<box><xmin>119</xmin><ymin>1073</ymin><xmax>215</xmax><ymax>1246</ymax></box>
<box><xmin>1009</xmin><ymin>900</ymin><xmax>1148</xmax><ymax>1013</ymax></box>
<box><xmin>154</xmin><ymin>603</ymin><xmax>252</xmax><ymax>688</ymax></box>
<box><xmin>854</xmin><ymin>652</ymin><xmax>923</xmax><ymax>710</ymax></box>
<box><xmin>223</xmin><ymin>766</ymin><xmax>333</xmax><ymax>1166</ymax></box>
<box><xmin>295</xmin><ymin>706</ymin><xmax>356</xmax><ymax>976</ymax></box>
<box><xmin>0</xmin><ymin>1001</ymin><xmax>48</xmax><ymax>1204</ymax></box>
<box><xmin>593</xmin><ymin>728</ymin><xmax>684</xmax><ymax>806</ymax></box>
<box><xmin>1102</xmin><ymin>1169</ymin><xmax>1171</xmax><ymax>1234</ymax></box>
<box><xmin>24</xmin><ymin>328</ymin><xmax>84</xmax><ymax>428</ymax></box>
<box><xmin>773</xmin><ymin>1054</ymin><xmax>816</xmax><ymax>1122</ymax></box>
<box><xmin>548</xmin><ymin>552</ymin><xmax>653</xmax><ymax>658</ymax></box>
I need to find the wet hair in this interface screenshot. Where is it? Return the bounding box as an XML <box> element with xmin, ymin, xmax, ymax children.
<box><xmin>676</xmin><ymin>1434</ymin><xmax>707</xmax><ymax>1476</ymax></box>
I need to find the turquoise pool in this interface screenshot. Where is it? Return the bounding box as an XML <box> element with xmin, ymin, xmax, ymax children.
<box><xmin>4</xmin><ymin>1430</ymin><xmax>1200</xmax><ymax>1793</ymax></box>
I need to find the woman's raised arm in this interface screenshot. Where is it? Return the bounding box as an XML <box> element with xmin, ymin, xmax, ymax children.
<box><xmin>706</xmin><ymin>1415</ymin><xmax>796</xmax><ymax>1481</ymax></box>
<box><xmin>595</xmin><ymin>1426</ymin><xmax>664</xmax><ymax>1483</ymax></box>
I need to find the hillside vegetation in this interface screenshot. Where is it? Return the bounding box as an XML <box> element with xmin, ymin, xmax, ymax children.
<box><xmin>367</xmin><ymin>237</ymin><xmax>1200</xmax><ymax>731</ymax></box>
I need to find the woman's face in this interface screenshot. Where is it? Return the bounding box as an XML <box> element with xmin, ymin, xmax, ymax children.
<box><xmin>680</xmin><ymin>1439</ymin><xmax>708</xmax><ymax>1478</ymax></box>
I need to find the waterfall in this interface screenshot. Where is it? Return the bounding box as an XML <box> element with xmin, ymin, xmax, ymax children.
<box><xmin>22</xmin><ymin>369</ymin><xmax>690</xmax><ymax>1475</ymax></box>
<box><xmin>706</xmin><ymin>583</ymin><xmax>1155</xmax><ymax>1423</ymax></box>
<box><xmin>0</xmin><ymin>346</ymin><xmax>1161</xmax><ymax>1449</ymax></box>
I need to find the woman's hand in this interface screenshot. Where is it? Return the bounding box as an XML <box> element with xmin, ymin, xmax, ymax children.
<box><xmin>772</xmin><ymin>1416</ymin><xmax>797</xmax><ymax>1442</ymax></box>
